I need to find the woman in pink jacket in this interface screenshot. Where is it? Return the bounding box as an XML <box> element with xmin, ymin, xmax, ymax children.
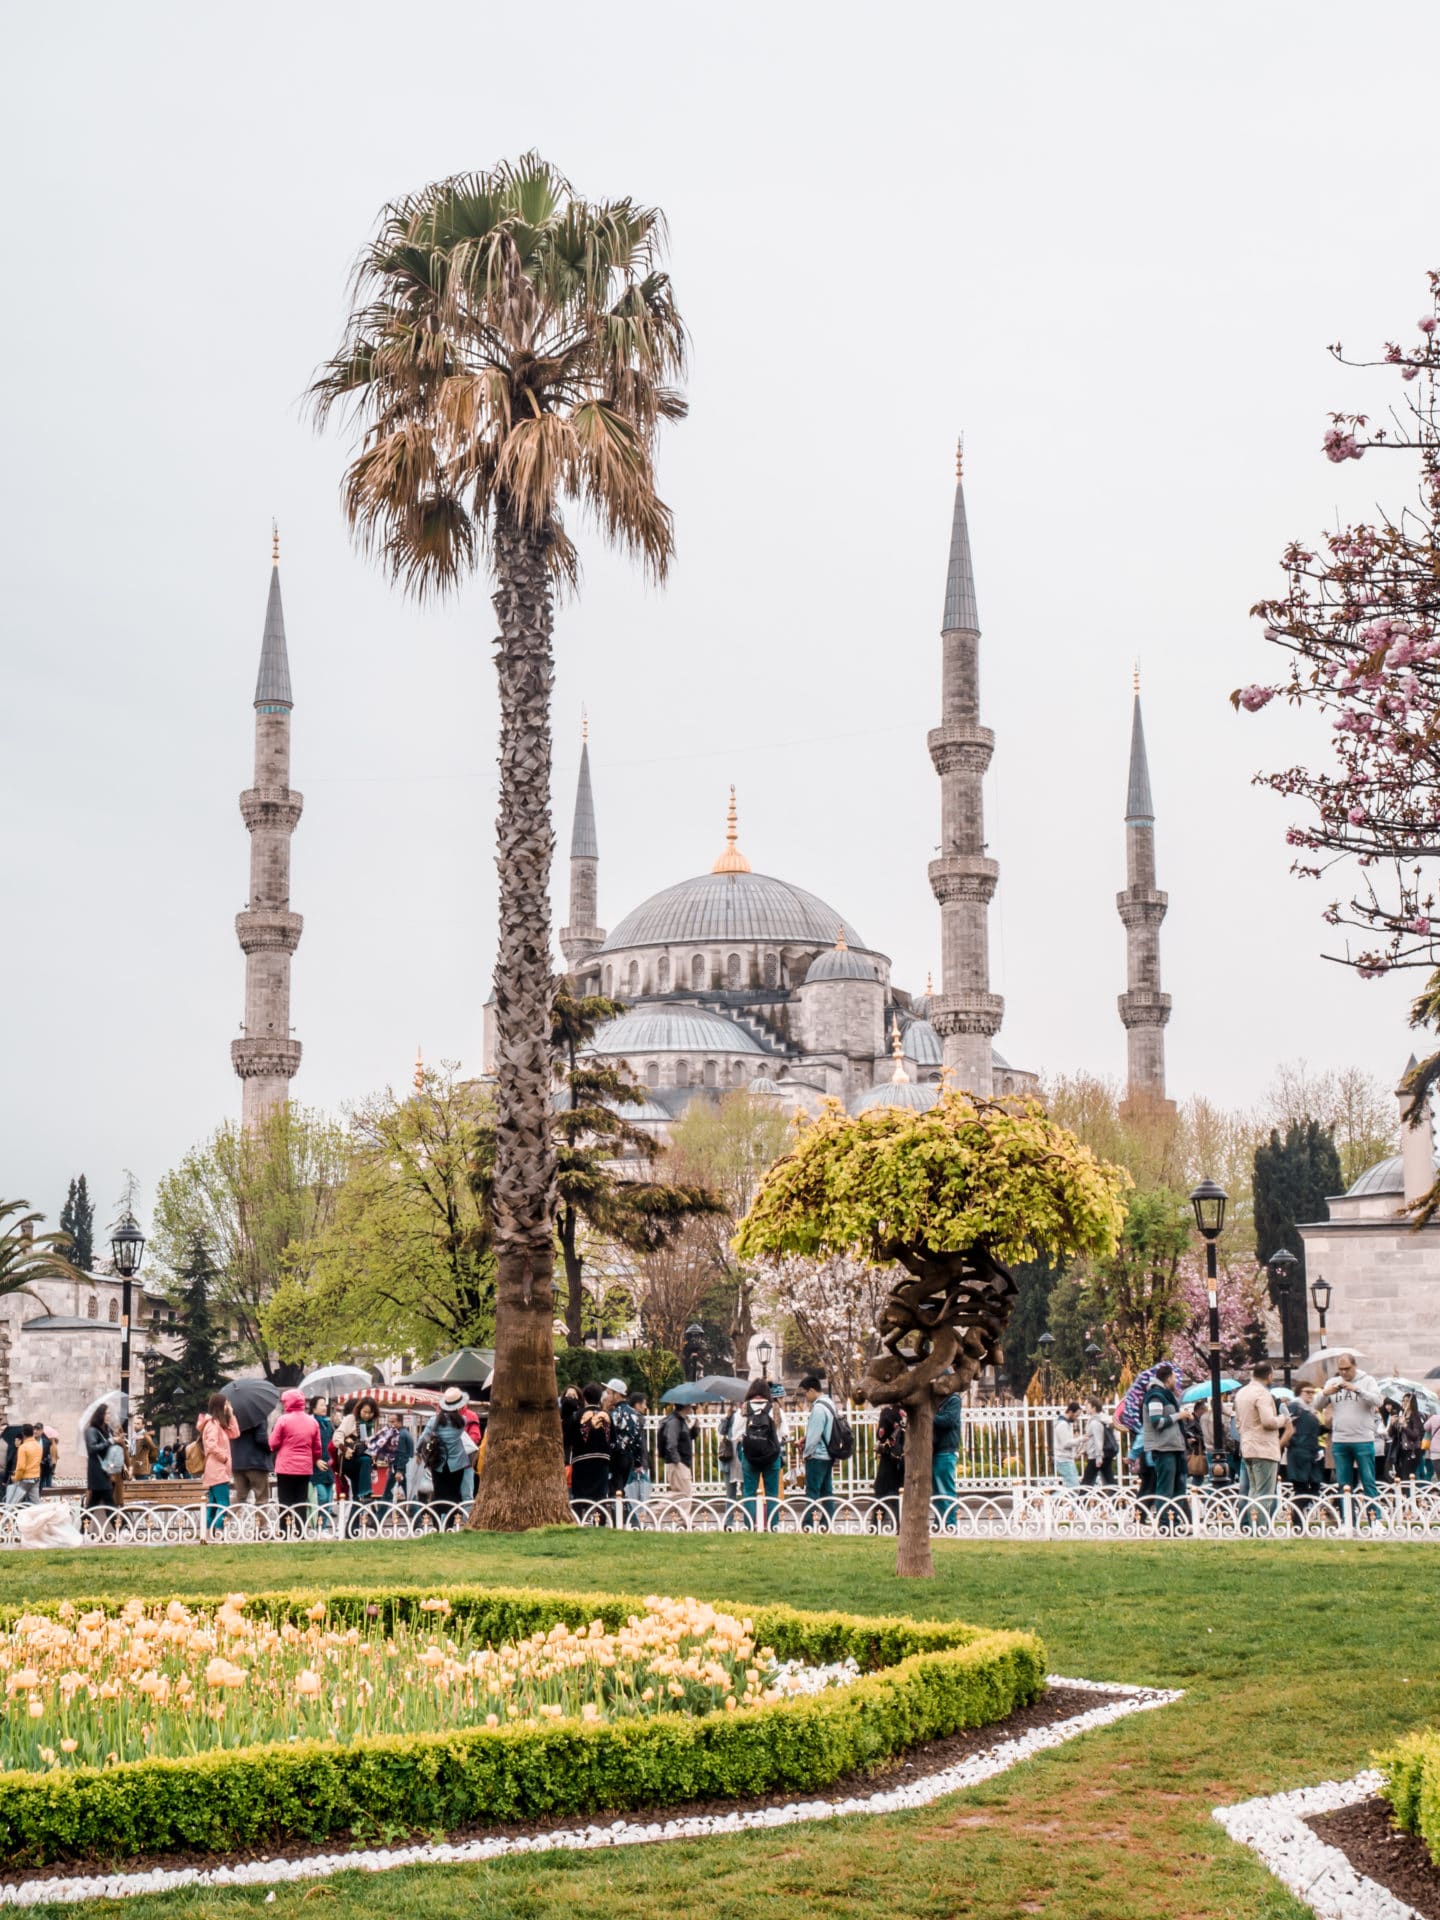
<box><xmin>269</xmin><ymin>1389</ymin><xmax>322</xmax><ymax>1534</ymax></box>
<box><xmin>198</xmin><ymin>1394</ymin><xmax>240</xmax><ymax>1536</ymax></box>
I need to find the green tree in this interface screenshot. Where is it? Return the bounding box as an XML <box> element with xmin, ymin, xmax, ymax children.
<box><xmin>151</xmin><ymin>1105</ymin><xmax>349</xmax><ymax>1382</ymax></box>
<box><xmin>58</xmin><ymin>1175</ymin><xmax>95</xmax><ymax>1274</ymax></box>
<box><xmin>311</xmin><ymin>155</ymin><xmax>687</xmax><ymax>1532</ymax></box>
<box><xmin>667</xmin><ymin>1090</ymin><xmax>792</xmax><ymax>1347</ymax></box>
<box><xmin>736</xmin><ymin>1094</ymin><xmax>1127</xmax><ymax>1577</ymax></box>
<box><xmin>1253</xmin><ymin>1119</ymin><xmax>1342</xmax><ymax>1359</ymax></box>
<box><xmin>264</xmin><ymin>1069</ymin><xmax>497</xmax><ymax>1369</ymax></box>
<box><xmin>0</xmin><ymin>1199</ymin><xmax>84</xmax><ymax>1307</ymax></box>
<box><xmin>141</xmin><ymin>1235</ymin><xmax>232</xmax><ymax>1435</ymax></box>
<box><xmin>1263</xmin><ymin>1060</ymin><xmax>1396</xmax><ymax>1189</ymax></box>
<box><xmin>552</xmin><ymin>989</ymin><xmax>723</xmax><ymax>1345</ymax></box>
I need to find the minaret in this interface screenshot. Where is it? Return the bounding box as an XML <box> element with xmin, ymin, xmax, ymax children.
<box><xmin>558</xmin><ymin>711</ymin><xmax>605</xmax><ymax>973</ymax></box>
<box><xmin>928</xmin><ymin>440</ymin><xmax>1002</xmax><ymax>1093</ymax></box>
<box><xmin>232</xmin><ymin>527</ymin><xmax>303</xmax><ymax>1124</ymax></box>
<box><xmin>1117</xmin><ymin>670</ymin><xmax>1174</xmax><ymax>1118</ymax></box>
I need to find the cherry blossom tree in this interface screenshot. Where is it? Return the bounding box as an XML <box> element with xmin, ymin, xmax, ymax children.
<box><xmin>750</xmin><ymin>1254</ymin><xmax>893</xmax><ymax>1405</ymax></box>
<box><xmin>1173</xmin><ymin>1253</ymin><xmax>1267</xmax><ymax>1382</ymax></box>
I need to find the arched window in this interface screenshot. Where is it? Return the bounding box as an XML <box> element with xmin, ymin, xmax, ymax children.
<box><xmin>108</xmin><ymin>1299</ymin><xmax>120</xmax><ymax>1323</ymax></box>
<box><xmin>627</xmin><ymin>959</ymin><xmax>640</xmax><ymax>996</ymax></box>
<box><xmin>691</xmin><ymin>954</ymin><xmax>705</xmax><ymax>990</ymax></box>
<box><xmin>603</xmin><ymin>965</ymin><xmax>613</xmax><ymax>997</ymax></box>
<box><xmin>763</xmin><ymin>952</ymin><xmax>778</xmax><ymax>989</ymax></box>
<box><xmin>657</xmin><ymin>956</ymin><xmax>670</xmax><ymax>992</ymax></box>
<box><xmin>731</xmin><ymin>1059</ymin><xmax>746</xmax><ymax>1085</ymax></box>
<box><xmin>645</xmin><ymin>1060</ymin><xmax>660</xmax><ymax>1087</ymax></box>
<box><xmin>87</xmin><ymin>1297</ymin><xmax>98</xmax><ymax>1320</ymax></box>
<box><xmin>704</xmin><ymin>1059</ymin><xmax>718</xmax><ymax>1088</ymax></box>
<box><xmin>674</xmin><ymin>1059</ymin><xmax>690</xmax><ymax>1088</ymax></box>
<box><xmin>727</xmin><ymin>952</ymin><xmax>741</xmax><ymax>989</ymax></box>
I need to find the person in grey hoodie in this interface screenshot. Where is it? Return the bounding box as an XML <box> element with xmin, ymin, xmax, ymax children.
<box><xmin>1315</xmin><ymin>1355</ymin><xmax>1383</xmax><ymax>1521</ymax></box>
<box><xmin>1140</xmin><ymin>1364</ymin><xmax>1187</xmax><ymax>1531</ymax></box>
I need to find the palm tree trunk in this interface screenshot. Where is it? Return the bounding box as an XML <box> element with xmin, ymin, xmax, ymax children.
<box><xmin>896</xmin><ymin>1393</ymin><xmax>935</xmax><ymax>1578</ymax></box>
<box><xmin>469</xmin><ymin>503</ymin><xmax>571</xmax><ymax>1532</ymax></box>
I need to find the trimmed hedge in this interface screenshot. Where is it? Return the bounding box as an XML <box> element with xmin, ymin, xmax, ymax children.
<box><xmin>1379</xmin><ymin>1731</ymin><xmax>1440</xmax><ymax>1863</ymax></box>
<box><xmin>0</xmin><ymin>1581</ymin><xmax>1045</xmax><ymax>1867</ymax></box>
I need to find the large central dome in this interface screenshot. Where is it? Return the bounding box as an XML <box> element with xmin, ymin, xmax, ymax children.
<box><xmin>599</xmin><ymin>870</ymin><xmax>866</xmax><ymax>952</ymax></box>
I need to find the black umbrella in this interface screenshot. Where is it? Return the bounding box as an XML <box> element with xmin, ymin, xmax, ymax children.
<box><xmin>221</xmin><ymin>1378</ymin><xmax>282</xmax><ymax>1429</ymax></box>
<box><xmin>399</xmin><ymin>1348</ymin><xmax>496</xmax><ymax>1390</ymax></box>
<box><xmin>692</xmin><ymin>1375</ymin><xmax>752</xmax><ymax>1402</ymax></box>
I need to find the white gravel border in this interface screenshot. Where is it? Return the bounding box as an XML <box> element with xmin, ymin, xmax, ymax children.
<box><xmin>0</xmin><ymin>1674</ymin><xmax>1178</xmax><ymax>1908</ymax></box>
<box><xmin>1214</xmin><ymin>1770</ymin><xmax>1426</xmax><ymax>1919</ymax></box>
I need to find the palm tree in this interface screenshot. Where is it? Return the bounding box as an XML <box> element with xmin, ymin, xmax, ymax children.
<box><xmin>310</xmin><ymin>155</ymin><xmax>687</xmax><ymax>1528</ymax></box>
<box><xmin>0</xmin><ymin>1200</ymin><xmax>84</xmax><ymax>1307</ymax></box>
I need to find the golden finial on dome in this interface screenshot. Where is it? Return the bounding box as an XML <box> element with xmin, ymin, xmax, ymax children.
<box><xmin>272</xmin><ymin>520</ymin><xmax>279</xmax><ymax>566</ymax></box>
<box><xmin>925</xmin><ymin>970</ymin><xmax>934</xmax><ymax>997</ymax></box>
<box><xmin>835</xmin><ymin>927</ymin><xmax>848</xmax><ymax>952</ymax></box>
<box><xmin>890</xmin><ymin>1017</ymin><xmax>910</xmax><ymax>1086</ymax></box>
<box><xmin>711</xmin><ymin>785</ymin><xmax>752</xmax><ymax>874</ymax></box>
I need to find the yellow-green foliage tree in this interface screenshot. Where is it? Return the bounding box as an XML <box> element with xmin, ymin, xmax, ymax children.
<box><xmin>736</xmin><ymin>1094</ymin><xmax>1128</xmax><ymax>1576</ymax></box>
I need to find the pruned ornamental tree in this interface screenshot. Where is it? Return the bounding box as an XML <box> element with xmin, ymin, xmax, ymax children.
<box><xmin>1239</xmin><ymin>271</ymin><xmax>1440</xmax><ymax>1201</ymax></box>
<box><xmin>311</xmin><ymin>156</ymin><xmax>687</xmax><ymax>1530</ymax></box>
<box><xmin>735</xmin><ymin>1094</ymin><xmax>1127</xmax><ymax>1577</ymax></box>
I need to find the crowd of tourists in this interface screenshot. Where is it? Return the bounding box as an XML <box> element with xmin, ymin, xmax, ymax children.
<box><xmin>1053</xmin><ymin>1356</ymin><xmax>1437</xmax><ymax>1530</ymax></box>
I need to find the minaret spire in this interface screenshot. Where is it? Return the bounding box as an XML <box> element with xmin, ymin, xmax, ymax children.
<box><xmin>1117</xmin><ymin>678</ymin><xmax>1174</xmax><ymax>1118</ymax></box>
<box><xmin>232</xmin><ymin>539</ymin><xmax>303</xmax><ymax>1124</ymax></box>
<box><xmin>928</xmin><ymin>438</ymin><xmax>1002</xmax><ymax>1093</ymax></box>
<box><xmin>559</xmin><ymin>714</ymin><xmax>605</xmax><ymax>974</ymax></box>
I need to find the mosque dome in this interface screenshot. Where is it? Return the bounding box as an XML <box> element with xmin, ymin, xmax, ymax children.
<box><xmin>901</xmin><ymin>1015</ymin><xmax>942</xmax><ymax>1065</ymax></box>
<box><xmin>600</xmin><ymin>871</ymin><xmax>866</xmax><ymax>953</ymax></box>
<box><xmin>805</xmin><ymin>937</ymin><xmax>877</xmax><ymax>984</ymax></box>
<box><xmin>1346</xmin><ymin>1151</ymin><xmax>1439</xmax><ymax>1197</ymax></box>
<box><xmin>586</xmin><ymin>1007</ymin><xmax>766</xmax><ymax>1055</ymax></box>
<box><xmin>747</xmin><ymin>1076</ymin><xmax>784</xmax><ymax>1097</ymax></box>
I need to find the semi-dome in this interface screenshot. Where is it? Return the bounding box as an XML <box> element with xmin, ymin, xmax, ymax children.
<box><xmin>805</xmin><ymin>937</ymin><xmax>877</xmax><ymax>984</ymax></box>
<box><xmin>599</xmin><ymin>870</ymin><xmax>867</xmax><ymax>953</ymax></box>
<box><xmin>1347</xmin><ymin>1151</ymin><xmax>1439</xmax><ymax>1197</ymax></box>
<box><xmin>850</xmin><ymin>1080</ymin><xmax>940</xmax><ymax>1116</ymax></box>
<box><xmin>586</xmin><ymin>1007</ymin><xmax>766</xmax><ymax>1055</ymax></box>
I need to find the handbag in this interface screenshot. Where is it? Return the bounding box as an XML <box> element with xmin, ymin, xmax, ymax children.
<box><xmin>460</xmin><ymin>1429</ymin><xmax>480</xmax><ymax>1462</ymax></box>
<box><xmin>101</xmin><ymin>1442</ymin><xmax>125</xmax><ymax>1476</ymax></box>
<box><xmin>1186</xmin><ymin>1450</ymin><xmax>1207</xmax><ymax>1479</ymax></box>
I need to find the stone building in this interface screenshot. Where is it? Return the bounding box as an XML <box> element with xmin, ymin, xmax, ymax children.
<box><xmin>518</xmin><ymin>453</ymin><xmax>1039</xmax><ymax>1130</ymax></box>
<box><xmin>1297</xmin><ymin>1062</ymin><xmax>1440</xmax><ymax>1379</ymax></box>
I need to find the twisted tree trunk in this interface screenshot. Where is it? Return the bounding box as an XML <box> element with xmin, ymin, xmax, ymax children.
<box><xmin>470</xmin><ymin>503</ymin><xmax>571</xmax><ymax>1531</ymax></box>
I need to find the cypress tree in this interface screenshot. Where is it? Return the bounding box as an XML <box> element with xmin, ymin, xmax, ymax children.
<box><xmin>1253</xmin><ymin>1120</ymin><xmax>1342</xmax><ymax>1361</ymax></box>
<box><xmin>70</xmin><ymin>1175</ymin><xmax>94</xmax><ymax>1273</ymax></box>
<box><xmin>141</xmin><ymin>1235</ymin><xmax>232</xmax><ymax>1434</ymax></box>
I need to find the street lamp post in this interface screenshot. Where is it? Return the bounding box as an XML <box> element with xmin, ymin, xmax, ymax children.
<box><xmin>110</xmin><ymin>1212</ymin><xmax>146</xmax><ymax>1409</ymax></box>
<box><xmin>683</xmin><ymin>1322</ymin><xmax>707</xmax><ymax>1383</ymax></box>
<box><xmin>1189</xmin><ymin>1179</ymin><xmax>1229</xmax><ymax>1485</ymax></box>
<box><xmin>1038</xmin><ymin>1331</ymin><xmax>1055</xmax><ymax>1401</ymax></box>
<box><xmin>1310</xmin><ymin>1275</ymin><xmax>1332</xmax><ymax>1353</ymax></box>
<box><xmin>756</xmin><ymin>1337</ymin><xmax>773</xmax><ymax>1382</ymax></box>
<box><xmin>1265</xmin><ymin>1247</ymin><xmax>1299</xmax><ymax>1388</ymax></box>
<box><xmin>1083</xmin><ymin>1342</ymin><xmax>1101</xmax><ymax>1391</ymax></box>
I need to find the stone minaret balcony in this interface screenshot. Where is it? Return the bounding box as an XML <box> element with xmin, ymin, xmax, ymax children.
<box><xmin>235</xmin><ymin>909</ymin><xmax>304</xmax><ymax>954</ymax></box>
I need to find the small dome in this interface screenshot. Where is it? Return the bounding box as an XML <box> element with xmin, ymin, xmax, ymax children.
<box><xmin>586</xmin><ymin>1007</ymin><xmax>765</xmax><ymax>1056</ymax></box>
<box><xmin>806</xmin><ymin>938</ymin><xmax>877</xmax><ymax>984</ymax></box>
<box><xmin>1346</xmin><ymin>1151</ymin><xmax>1438</xmax><ymax>1196</ymax></box>
<box><xmin>747</xmin><ymin>1076</ymin><xmax>784</xmax><ymax>1097</ymax></box>
<box><xmin>850</xmin><ymin>1081</ymin><xmax>941</xmax><ymax>1116</ymax></box>
<box><xmin>900</xmin><ymin>1015</ymin><xmax>942</xmax><ymax>1065</ymax></box>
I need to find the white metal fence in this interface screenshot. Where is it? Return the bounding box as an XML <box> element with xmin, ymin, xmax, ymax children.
<box><xmin>10</xmin><ymin>1483</ymin><xmax>1440</xmax><ymax>1548</ymax></box>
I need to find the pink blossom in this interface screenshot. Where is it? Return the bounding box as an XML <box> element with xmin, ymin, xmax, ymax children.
<box><xmin>1409</xmin><ymin>917</ymin><xmax>1432</xmax><ymax>934</ymax></box>
<box><xmin>1237</xmin><ymin>684</ymin><xmax>1274</xmax><ymax>711</ymax></box>
<box><xmin>1323</xmin><ymin>427</ymin><xmax>1364</xmax><ymax>463</ymax></box>
<box><xmin>1420</xmin><ymin>316</ymin><xmax>1437</xmax><ymax>335</ymax></box>
<box><xmin>1347</xmin><ymin>806</ymin><xmax>1366</xmax><ymax>823</ymax></box>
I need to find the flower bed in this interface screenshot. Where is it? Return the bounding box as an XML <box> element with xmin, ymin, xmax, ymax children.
<box><xmin>1379</xmin><ymin>1727</ymin><xmax>1440</xmax><ymax>1866</ymax></box>
<box><xmin>0</xmin><ymin>1582</ymin><xmax>1044</xmax><ymax>1869</ymax></box>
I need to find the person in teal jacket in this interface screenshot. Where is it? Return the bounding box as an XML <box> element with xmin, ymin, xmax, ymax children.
<box><xmin>931</xmin><ymin>1387</ymin><xmax>963</xmax><ymax>1528</ymax></box>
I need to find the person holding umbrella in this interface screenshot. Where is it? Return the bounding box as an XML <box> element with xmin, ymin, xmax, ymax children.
<box><xmin>220</xmin><ymin>1379</ymin><xmax>281</xmax><ymax>1506</ymax></box>
<box><xmin>657</xmin><ymin>1396</ymin><xmax>697</xmax><ymax>1516</ymax></box>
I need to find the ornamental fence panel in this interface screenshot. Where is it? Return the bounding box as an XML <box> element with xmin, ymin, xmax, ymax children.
<box><xmin>7</xmin><ymin>1483</ymin><xmax>1440</xmax><ymax>1549</ymax></box>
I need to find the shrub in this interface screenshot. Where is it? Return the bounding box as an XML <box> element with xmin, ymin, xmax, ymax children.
<box><xmin>0</xmin><ymin>1582</ymin><xmax>1043</xmax><ymax>1867</ymax></box>
<box><xmin>1379</xmin><ymin>1730</ymin><xmax>1440</xmax><ymax>1861</ymax></box>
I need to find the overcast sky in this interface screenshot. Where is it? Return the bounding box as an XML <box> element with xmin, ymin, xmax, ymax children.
<box><xmin>3</xmin><ymin>0</ymin><xmax>1433</xmax><ymax>1237</ymax></box>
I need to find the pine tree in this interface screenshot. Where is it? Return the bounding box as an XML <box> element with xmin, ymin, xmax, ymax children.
<box><xmin>70</xmin><ymin>1175</ymin><xmax>94</xmax><ymax>1273</ymax></box>
<box><xmin>58</xmin><ymin>1181</ymin><xmax>77</xmax><ymax>1258</ymax></box>
<box><xmin>141</xmin><ymin>1234</ymin><xmax>231</xmax><ymax>1434</ymax></box>
<box><xmin>1253</xmin><ymin>1119</ymin><xmax>1342</xmax><ymax>1361</ymax></box>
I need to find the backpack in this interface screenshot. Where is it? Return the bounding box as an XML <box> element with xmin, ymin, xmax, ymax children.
<box><xmin>741</xmin><ymin>1401</ymin><xmax>780</xmax><ymax>1470</ymax></box>
<box><xmin>1101</xmin><ymin>1423</ymin><xmax>1119</xmax><ymax>1463</ymax></box>
<box><xmin>184</xmin><ymin>1436</ymin><xmax>205</xmax><ymax>1476</ymax></box>
<box><xmin>823</xmin><ymin>1402</ymin><xmax>855</xmax><ymax>1463</ymax></box>
<box><xmin>417</xmin><ymin>1431</ymin><xmax>445</xmax><ymax>1474</ymax></box>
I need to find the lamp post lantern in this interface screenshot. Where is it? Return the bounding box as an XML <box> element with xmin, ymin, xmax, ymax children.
<box><xmin>1265</xmin><ymin>1247</ymin><xmax>1299</xmax><ymax>1387</ymax></box>
<box><xmin>1038</xmin><ymin>1330</ymin><xmax>1055</xmax><ymax>1401</ymax></box>
<box><xmin>756</xmin><ymin>1337</ymin><xmax>773</xmax><ymax>1382</ymax></box>
<box><xmin>110</xmin><ymin>1212</ymin><xmax>146</xmax><ymax>1408</ymax></box>
<box><xmin>1310</xmin><ymin>1274</ymin><xmax>1332</xmax><ymax>1352</ymax></box>
<box><xmin>1189</xmin><ymin>1179</ymin><xmax>1229</xmax><ymax>1484</ymax></box>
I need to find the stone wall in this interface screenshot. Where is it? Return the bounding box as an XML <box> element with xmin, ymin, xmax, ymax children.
<box><xmin>1297</xmin><ymin>1216</ymin><xmax>1440</xmax><ymax>1379</ymax></box>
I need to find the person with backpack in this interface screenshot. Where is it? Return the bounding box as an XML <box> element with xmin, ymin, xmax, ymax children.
<box><xmin>416</xmin><ymin>1401</ymin><xmax>470</xmax><ymax>1519</ymax></box>
<box><xmin>798</xmin><ymin>1374</ymin><xmax>849</xmax><ymax>1530</ymax></box>
<box><xmin>726</xmin><ymin>1379</ymin><xmax>789</xmax><ymax>1529</ymax></box>
<box><xmin>196</xmin><ymin>1393</ymin><xmax>240</xmax><ymax>1536</ymax></box>
<box><xmin>569</xmin><ymin>1383</ymin><xmax>614</xmax><ymax>1515</ymax></box>
<box><xmin>604</xmin><ymin>1379</ymin><xmax>647</xmax><ymax>1517</ymax></box>
<box><xmin>1081</xmin><ymin>1397</ymin><xmax>1119</xmax><ymax>1490</ymax></box>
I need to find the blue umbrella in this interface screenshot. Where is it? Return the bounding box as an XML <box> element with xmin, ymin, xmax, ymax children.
<box><xmin>1181</xmin><ymin>1378</ymin><xmax>1240</xmax><ymax>1404</ymax></box>
<box><xmin>660</xmin><ymin>1375</ymin><xmax>750</xmax><ymax>1405</ymax></box>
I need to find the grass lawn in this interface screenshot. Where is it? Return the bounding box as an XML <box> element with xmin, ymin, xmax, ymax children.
<box><xmin>3</xmin><ymin>1529</ymin><xmax>1427</xmax><ymax>1919</ymax></box>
